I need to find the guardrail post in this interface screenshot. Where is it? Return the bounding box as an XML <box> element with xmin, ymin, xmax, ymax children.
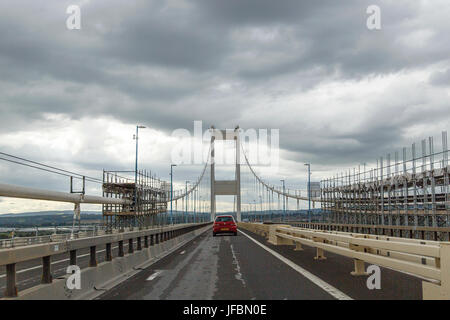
<box><xmin>106</xmin><ymin>243</ymin><xmax>112</xmax><ymax>261</ymax></box>
<box><xmin>351</xmin><ymin>259</ymin><xmax>368</xmax><ymax>276</ymax></box>
<box><xmin>118</xmin><ymin>240</ymin><xmax>124</xmax><ymax>257</ymax></box>
<box><xmin>314</xmin><ymin>248</ymin><xmax>326</xmax><ymax>260</ymax></box>
<box><xmin>137</xmin><ymin>237</ymin><xmax>142</xmax><ymax>251</ymax></box>
<box><xmin>89</xmin><ymin>246</ymin><xmax>97</xmax><ymax>267</ymax></box>
<box><xmin>70</xmin><ymin>250</ymin><xmax>77</xmax><ymax>265</ymax></box>
<box><xmin>294</xmin><ymin>242</ymin><xmax>303</xmax><ymax>251</ymax></box>
<box><xmin>41</xmin><ymin>256</ymin><xmax>52</xmax><ymax>284</ymax></box>
<box><xmin>144</xmin><ymin>236</ymin><xmax>149</xmax><ymax>248</ymax></box>
<box><xmin>128</xmin><ymin>238</ymin><xmax>134</xmax><ymax>254</ymax></box>
<box><xmin>423</xmin><ymin>242</ymin><xmax>450</xmax><ymax>299</ymax></box>
<box><xmin>5</xmin><ymin>263</ymin><xmax>18</xmax><ymax>297</ymax></box>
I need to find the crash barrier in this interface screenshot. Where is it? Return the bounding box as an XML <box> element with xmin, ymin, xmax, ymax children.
<box><xmin>1</xmin><ymin>222</ymin><xmax>211</xmax><ymax>298</ymax></box>
<box><xmin>289</xmin><ymin>221</ymin><xmax>450</xmax><ymax>241</ymax></box>
<box><xmin>0</xmin><ymin>226</ymin><xmax>140</xmax><ymax>249</ymax></box>
<box><xmin>238</xmin><ymin>222</ymin><xmax>450</xmax><ymax>300</ymax></box>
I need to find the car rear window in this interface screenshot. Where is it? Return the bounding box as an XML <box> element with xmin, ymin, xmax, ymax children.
<box><xmin>215</xmin><ymin>216</ymin><xmax>234</xmax><ymax>222</ymax></box>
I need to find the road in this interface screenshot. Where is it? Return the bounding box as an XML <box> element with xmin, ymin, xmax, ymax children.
<box><xmin>97</xmin><ymin>229</ymin><xmax>423</xmax><ymax>300</ymax></box>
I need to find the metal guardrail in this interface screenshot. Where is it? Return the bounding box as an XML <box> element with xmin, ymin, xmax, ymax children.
<box><xmin>0</xmin><ymin>222</ymin><xmax>211</xmax><ymax>298</ymax></box>
<box><xmin>0</xmin><ymin>226</ymin><xmax>141</xmax><ymax>249</ymax></box>
<box><xmin>289</xmin><ymin>221</ymin><xmax>450</xmax><ymax>241</ymax></box>
<box><xmin>238</xmin><ymin>222</ymin><xmax>450</xmax><ymax>300</ymax></box>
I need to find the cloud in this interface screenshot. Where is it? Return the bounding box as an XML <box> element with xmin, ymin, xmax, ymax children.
<box><xmin>0</xmin><ymin>0</ymin><xmax>449</xmax><ymax>212</ymax></box>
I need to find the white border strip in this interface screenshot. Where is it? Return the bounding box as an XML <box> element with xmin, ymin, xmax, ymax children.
<box><xmin>239</xmin><ymin>230</ymin><xmax>353</xmax><ymax>300</ymax></box>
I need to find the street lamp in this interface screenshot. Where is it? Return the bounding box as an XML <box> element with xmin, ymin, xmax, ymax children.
<box><xmin>170</xmin><ymin>164</ymin><xmax>177</xmax><ymax>225</ymax></box>
<box><xmin>304</xmin><ymin>163</ymin><xmax>311</xmax><ymax>223</ymax></box>
<box><xmin>134</xmin><ymin>125</ymin><xmax>146</xmax><ymax>217</ymax></box>
<box><xmin>185</xmin><ymin>181</ymin><xmax>189</xmax><ymax>224</ymax></box>
<box><xmin>280</xmin><ymin>179</ymin><xmax>286</xmax><ymax>221</ymax></box>
<box><xmin>259</xmin><ymin>195</ymin><xmax>263</xmax><ymax>222</ymax></box>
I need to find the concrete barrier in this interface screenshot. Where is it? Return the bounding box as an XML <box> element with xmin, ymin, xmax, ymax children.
<box><xmin>7</xmin><ymin>224</ymin><xmax>210</xmax><ymax>300</ymax></box>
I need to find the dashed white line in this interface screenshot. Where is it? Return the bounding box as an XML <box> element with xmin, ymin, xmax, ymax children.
<box><xmin>239</xmin><ymin>230</ymin><xmax>353</xmax><ymax>301</ymax></box>
<box><xmin>230</xmin><ymin>244</ymin><xmax>246</xmax><ymax>286</ymax></box>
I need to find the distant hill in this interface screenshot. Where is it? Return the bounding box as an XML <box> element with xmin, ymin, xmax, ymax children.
<box><xmin>0</xmin><ymin>210</ymin><xmax>101</xmax><ymax>217</ymax></box>
<box><xmin>0</xmin><ymin>211</ymin><xmax>102</xmax><ymax>228</ymax></box>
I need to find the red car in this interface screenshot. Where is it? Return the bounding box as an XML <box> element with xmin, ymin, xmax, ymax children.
<box><xmin>213</xmin><ymin>215</ymin><xmax>237</xmax><ymax>236</ymax></box>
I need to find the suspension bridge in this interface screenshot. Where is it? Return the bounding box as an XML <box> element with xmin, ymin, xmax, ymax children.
<box><xmin>0</xmin><ymin>127</ymin><xmax>449</xmax><ymax>300</ymax></box>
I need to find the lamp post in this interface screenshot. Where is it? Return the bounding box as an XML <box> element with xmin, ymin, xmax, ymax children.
<box><xmin>134</xmin><ymin>125</ymin><xmax>146</xmax><ymax>218</ymax></box>
<box><xmin>280</xmin><ymin>179</ymin><xmax>286</xmax><ymax>221</ymax></box>
<box><xmin>185</xmin><ymin>181</ymin><xmax>189</xmax><ymax>224</ymax></box>
<box><xmin>259</xmin><ymin>195</ymin><xmax>263</xmax><ymax>222</ymax></box>
<box><xmin>304</xmin><ymin>163</ymin><xmax>311</xmax><ymax>223</ymax></box>
<box><xmin>170</xmin><ymin>164</ymin><xmax>177</xmax><ymax>225</ymax></box>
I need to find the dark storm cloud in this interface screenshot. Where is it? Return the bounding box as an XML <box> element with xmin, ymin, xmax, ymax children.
<box><xmin>0</xmin><ymin>0</ymin><xmax>449</xmax><ymax>178</ymax></box>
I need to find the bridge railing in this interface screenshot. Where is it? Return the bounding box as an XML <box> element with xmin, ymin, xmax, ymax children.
<box><xmin>0</xmin><ymin>226</ymin><xmax>149</xmax><ymax>249</ymax></box>
<box><xmin>289</xmin><ymin>221</ymin><xmax>450</xmax><ymax>241</ymax></box>
<box><xmin>0</xmin><ymin>222</ymin><xmax>210</xmax><ymax>298</ymax></box>
<box><xmin>238</xmin><ymin>222</ymin><xmax>450</xmax><ymax>300</ymax></box>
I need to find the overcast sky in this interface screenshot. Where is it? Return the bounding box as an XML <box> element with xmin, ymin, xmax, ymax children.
<box><xmin>0</xmin><ymin>0</ymin><xmax>449</xmax><ymax>213</ymax></box>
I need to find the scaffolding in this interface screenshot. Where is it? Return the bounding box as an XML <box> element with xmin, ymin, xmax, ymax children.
<box><xmin>102</xmin><ymin>170</ymin><xmax>168</xmax><ymax>230</ymax></box>
<box><xmin>321</xmin><ymin>131</ymin><xmax>450</xmax><ymax>240</ymax></box>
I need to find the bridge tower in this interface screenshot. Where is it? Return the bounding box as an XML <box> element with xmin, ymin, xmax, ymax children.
<box><xmin>210</xmin><ymin>126</ymin><xmax>241</xmax><ymax>222</ymax></box>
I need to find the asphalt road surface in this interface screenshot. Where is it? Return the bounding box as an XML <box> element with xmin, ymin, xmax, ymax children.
<box><xmin>97</xmin><ymin>229</ymin><xmax>423</xmax><ymax>300</ymax></box>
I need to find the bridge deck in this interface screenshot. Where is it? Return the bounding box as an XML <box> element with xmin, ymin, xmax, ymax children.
<box><xmin>96</xmin><ymin>229</ymin><xmax>422</xmax><ymax>300</ymax></box>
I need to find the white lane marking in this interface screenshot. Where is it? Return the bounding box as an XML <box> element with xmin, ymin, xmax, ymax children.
<box><xmin>230</xmin><ymin>244</ymin><xmax>246</xmax><ymax>286</ymax></box>
<box><xmin>239</xmin><ymin>230</ymin><xmax>353</xmax><ymax>301</ymax></box>
<box><xmin>180</xmin><ymin>250</ymin><xmax>186</xmax><ymax>255</ymax></box>
<box><xmin>0</xmin><ymin>245</ymin><xmax>121</xmax><ymax>279</ymax></box>
<box><xmin>146</xmin><ymin>271</ymin><xmax>162</xmax><ymax>281</ymax></box>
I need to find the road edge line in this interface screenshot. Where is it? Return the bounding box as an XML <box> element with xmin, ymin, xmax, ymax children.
<box><xmin>239</xmin><ymin>229</ymin><xmax>353</xmax><ymax>301</ymax></box>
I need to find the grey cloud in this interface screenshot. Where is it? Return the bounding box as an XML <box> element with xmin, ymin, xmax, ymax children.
<box><xmin>430</xmin><ymin>69</ymin><xmax>450</xmax><ymax>86</ymax></box>
<box><xmin>0</xmin><ymin>0</ymin><xmax>449</xmax><ymax>202</ymax></box>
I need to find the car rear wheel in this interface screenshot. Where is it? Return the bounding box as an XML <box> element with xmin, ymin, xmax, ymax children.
<box><xmin>213</xmin><ymin>232</ymin><xmax>216</xmax><ymax>237</ymax></box>
<box><xmin>234</xmin><ymin>232</ymin><xmax>237</xmax><ymax>236</ymax></box>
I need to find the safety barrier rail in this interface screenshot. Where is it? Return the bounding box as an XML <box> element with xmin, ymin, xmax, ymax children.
<box><xmin>0</xmin><ymin>222</ymin><xmax>211</xmax><ymax>298</ymax></box>
<box><xmin>0</xmin><ymin>226</ymin><xmax>152</xmax><ymax>249</ymax></box>
<box><xmin>289</xmin><ymin>221</ymin><xmax>450</xmax><ymax>241</ymax></box>
<box><xmin>238</xmin><ymin>222</ymin><xmax>450</xmax><ymax>300</ymax></box>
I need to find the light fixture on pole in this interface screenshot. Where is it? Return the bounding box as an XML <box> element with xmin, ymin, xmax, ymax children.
<box><xmin>134</xmin><ymin>125</ymin><xmax>146</xmax><ymax>218</ymax></box>
<box><xmin>170</xmin><ymin>164</ymin><xmax>177</xmax><ymax>225</ymax></box>
<box><xmin>185</xmin><ymin>180</ymin><xmax>189</xmax><ymax>224</ymax></box>
<box><xmin>280</xmin><ymin>179</ymin><xmax>286</xmax><ymax>221</ymax></box>
<box><xmin>304</xmin><ymin>163</ymin><xmax>311</xmax><ymax>223</ymax></box>
<box><xmin>259</xmin><ymin>195</ymin><xmax>263</xmax><ymax>222</ymax></box>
